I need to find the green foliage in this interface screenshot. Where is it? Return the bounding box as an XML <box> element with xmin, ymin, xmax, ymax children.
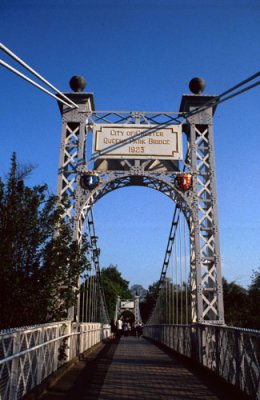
<box><xmin>101</xmin><ymin>264</ymin><xmax>132</xmax><ymax>320</ymax></box>
<box><xmin>249</xmin><ymin>268</ymin><xmax>260</xmax><ymax>291</ymax></box>
<box><xmin>223</xmin><ymin>270</ymin><xmax>260</xmax><ymax>330</ymax></box>
<box><xmin>140</xmin><ymin>280</ymin><xmax>159</xmax><ymax>323</ymax></box>
<box><xmin>222</xmin><ymin>278</ymin><xmax>249</xmax><ymax>327</ymax></box>
<box><xmin>0</xmin><ymin>153</ymin><xmax>87</xmax><ymax>329</ymax></box>
<box><xmin>1</xmin><ymin>154</ymin><xmax>258</xmax><ymax>331</ymax></box>
<box><xmin>247</xmin><ymin>268</ymin><xmax>260</xmax><ymax>329</ymax></box>
<box><xmin>140</xmin><ymin>279</ymin><xmax>191</xmax><ymax>324</ymax></box>
<box><xmin>141</xmin><ymin>273</ymin><xmax>259</xmax><ymax>329</ymax></box>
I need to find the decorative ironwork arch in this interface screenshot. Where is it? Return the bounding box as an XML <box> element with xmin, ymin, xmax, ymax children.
<box><xmin>56</xmin><ymin>89</ymin><xmax>224</xmax><ymax>325</ymax></box>
<box><xmin>80</xmin><ymin>173</ymin><xmax>191</xmax><ymax>218</ymax></box>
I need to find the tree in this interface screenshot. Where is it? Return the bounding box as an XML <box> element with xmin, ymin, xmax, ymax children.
<box><xmin>0</xmin><ymin>153</ymin><xmax>87</xmax><ymax>329</ymax></box>
<box><xmin>140</xmin><ymin>280</ymin><xmax>160</xmax><ymax>323</ymax></box>
<box><xmin>140</xmin><ymin>279</ymin><xmax>191</xmax><ymax>324</ymax></box>
<box><xmin>247</xmin><ymin>268</ymin><xmax>260</xmax><ymax>329</ymax></box>
<box><xmin>222</xmin><ymin>278</ymin><xmax>249</xmax><ymax>328</ymax></box>
<box><xmin>101</xmin><ymin>264</ymin><xmax>132</xmax><ymax>320</ymax></box>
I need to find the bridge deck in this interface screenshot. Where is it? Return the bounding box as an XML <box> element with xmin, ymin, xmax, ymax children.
<box><xmin>39</xmin><ymin>336</ymin><xmax>234</xmax><ymax>400</ymax></box>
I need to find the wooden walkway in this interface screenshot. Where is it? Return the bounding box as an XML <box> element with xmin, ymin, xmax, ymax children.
<box><xmin>37</xmin><ymin>336</ymin><xmax>242</xmax><ymax>400</ymax></box>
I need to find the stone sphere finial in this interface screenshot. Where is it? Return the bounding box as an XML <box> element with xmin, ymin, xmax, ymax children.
<box><xmin>69</xmin><ymin>76</ymin><xmax>87</xmax><ymax>92</ymax></box>
<box><xmin>189</xmin><ymin>77</ymin><xmax>206</xmax><ymax>94</ymax></box>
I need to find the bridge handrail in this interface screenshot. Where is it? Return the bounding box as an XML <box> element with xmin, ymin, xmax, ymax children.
<box><xmin>0</xmin><ymin>332</ymin><xmax>76</xmax><ymax>365</ymax></box>
<box><xmin>0</xmin><ymin>327</ymin><xmax>103</xmax><ymax>365</ymax></box>
<box><xmin>0</xmin><ymin>320</ymin><xmax>70</xmax><ymax>335</ymax></box>
<box><xmin>143</xmin><ymin>323</ymin><xmax>260</xmax><ymax>400</ymax></box>
<box><xmin>203</xmin><ymin>324</ymin><xmax>260</xmax><ymax>334</ymax></box>
<box><xmin>0</xmin><ymin>321</ymin><xmax>111</xmax><ymax>400</ymax></box>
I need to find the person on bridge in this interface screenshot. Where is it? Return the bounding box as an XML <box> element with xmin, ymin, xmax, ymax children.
<box><xmin>116</xmin><ymin>317</ymin><xmax>123</xmax><ymax>339</ymax></box>
<box><xmin>110</xmin><ymin>319</ymin><xmax>117</xmax><ymax>339</ymax></box>
<box><xmin>123</xmin><ymin>320</ymin><xmax>129</xmax><ymax>337</ymax></box>
<box><xmin>136</xmin><ymin>320</ymin><xmax>143</xmax><ymax>338</ymax></box>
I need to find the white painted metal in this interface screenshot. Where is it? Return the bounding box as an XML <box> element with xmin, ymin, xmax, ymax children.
<box><xmin>57</xmin><ymin>90</ymin><xmax>224</xmax><ymax>325</ymax></box>
<box><xmin>114</xmin><ymin>296</ymin><xmax>142</xmax><ymax>322</ymax></box>
<box><xmin>143</xmin><ymin>324</ymin><xmax>260</xmax><ymax>400</ymax></box>
<box><xmin>0</xmin><ymin>322</ymin><xmax>111</xmax><ymax>400</ymax></box>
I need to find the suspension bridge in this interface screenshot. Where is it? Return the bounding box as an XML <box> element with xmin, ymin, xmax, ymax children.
<box><xmin>0</xmin><ymin>44</ymin><xmax>259</xmax><ymax>400</ymax></box>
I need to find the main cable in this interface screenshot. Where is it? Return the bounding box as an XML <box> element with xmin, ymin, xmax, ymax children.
<box><xmin>183</xmin><ymin>72</ymin><xmax>259</xmax><ymax>119</ymax></box>
<box><xmin>0</xmin><ymin>60</ymin><xmax>74</xmax><ymax>108</ymax></box>
<box><xmin>0</xmin><ymin>43</ymin><xmax>78</xmax><ymax>109</ymax></box>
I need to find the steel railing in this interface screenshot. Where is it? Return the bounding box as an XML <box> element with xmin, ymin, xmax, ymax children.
<box><xmin>0</xmin><ymin>321</ymin><xmax>111</xmax><ymax>400</ymax></box>
<box><xmin>143</xmin><ymin>323</ymin><xmax>260</xmax><ymax>399</ymax></box>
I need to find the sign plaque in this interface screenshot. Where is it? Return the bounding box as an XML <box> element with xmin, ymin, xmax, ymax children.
<box><xmin>121</xmin><ymin>301</ymin><xmax>134</xmax><ymax>309</ymax></box>
<box><xmin>92</xmin><ymin>124</ymin><xmax>182</xmax><ymax>160</ymax></box>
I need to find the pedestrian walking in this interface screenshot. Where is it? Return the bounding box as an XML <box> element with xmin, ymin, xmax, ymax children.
<box><xmin>110</xmin><ymin>319</ymin><xmax>117</xmax><ymax>339</ymax></box>
<box><xmin>136</xmin><ymin>320</ymin><xmax>143</xmax><ymax>338</ymax></box>
<box><xmin>116</xmin><ymin>317</ymin><xmax>123</xmax><ymax>339</ymax></box>
<box><xmin>123</xmin><ymin>321</ymin><xmax>128</xmax><ymax>337</ymax></box>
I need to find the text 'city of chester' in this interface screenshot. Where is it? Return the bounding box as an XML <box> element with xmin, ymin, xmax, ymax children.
<box><xmin>92</xmin><ymin>124</ymin><xmax>183</xmax><ymax>160</ymax></box>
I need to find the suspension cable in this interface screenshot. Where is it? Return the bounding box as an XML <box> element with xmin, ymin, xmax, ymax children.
<box><xmin>82</xmin><ymin>280</ymin><xmax>85</xmax><ymax>322</ymax></box>
<box><xmin>1</xmin><ymin>42</ymin><xmax>258</xmax><ymax>117</ymax></box>
<box><xmin>214</xmin><ymin>82</ymin><xmax>260</xmax><ymax>106</ymax></box>
<box><xmin>92</xmin><ymin>276</ymin><xmax>96</xmax><ymax>322</ymax></box>
<box><xmin>155</xmin><ymin>210</ymin><xmax>190</xmax><ymax>326</ymax></box>
<box><xmin>0</xmin><ymin>60</ymin><xmax>74</xmax><ymax>108</ymax></box>
<box><xmin>168</xmin><ymin>260</ymin><xmax>173</xmax><ymax>324</ymax></box>
<box><xmin>183</xmin><ymin>217</ymin><xmax>188</xmax><ymax>324</ymax></box>
<box><xmin>179</xmin><ymin>217</ymin><xmax>183</xmax><ymax>325</ymax></box>
<box><xmin>151</xmin><ymin>73</ymin><xmax>259</xmax><ymax>325</ymax></box>
<box><xmin>86</xmin><ymin>275</ymin><xmax>90</xmax><ymax>322</ymax></box>
<box><xmin>0</xmin><ymin>42</ymin><xmax>78</xmax><ymax>109</ymax></box>
<box><xmin>171</xmin><ymin>247</ymin><xmax>174</xmax><ymax>324</ymax></box>
<box><xmin>175</xmin><ymin>229</ymin><xmax>178</xmax><ymax>324</ymax></box>
<box><xmin>86</xmin><ymin>208</ymin><xmax>109</xmax><ymax>323</ymax></box>
<box><xmin>214</xmin><ymin>71</ymin><xmax>259</xmax><ymax>99</ymax></box>
<box><xmin>183</xmin><ymin>72</ymin><xmax>259</xmax><ymax>119</ymax></box>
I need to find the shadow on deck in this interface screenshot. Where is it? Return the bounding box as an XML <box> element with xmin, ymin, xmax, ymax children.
<box><xmin>24</xmin><ymin>336</ymin><xmax>252</xmax><ymax>400</ymax></box>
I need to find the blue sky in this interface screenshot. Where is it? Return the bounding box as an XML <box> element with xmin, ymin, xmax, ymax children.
<box><xmin>1</xmin><ymin>0</ymin><xmax>259</xmax><ymax>289</ymax></box>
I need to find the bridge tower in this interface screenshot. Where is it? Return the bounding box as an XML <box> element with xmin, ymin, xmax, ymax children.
<box><xmin>179</xmin><ymin>78</ymin><xmax>224</xmax><ymax>324</ymax></box>
<box><xmin>56</xmin><ymin>76</ymin><xmax>224</xmax><ymax>325</ymax></box>
<box><xmin>114</xmin><ymin>297</ymin><xmax>142</xmax><ymax>322</ymax></box>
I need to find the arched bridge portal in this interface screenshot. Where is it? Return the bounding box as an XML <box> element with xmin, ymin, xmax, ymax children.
<box><xmin>114</xmin><ymin>296</ymin><xmax>142</xmax><ymax>323</ymax></box>
<box><xmin>57</xmin><ymin>81</ymin><xmax>224</xmax><ymax>325</ymax></box>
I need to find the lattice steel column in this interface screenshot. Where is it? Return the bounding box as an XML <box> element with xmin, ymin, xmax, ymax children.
<box><xmin>57</xmin><ymin>91</ymin><xmax>95</xmax><ymax>320</ymax></box>
<box><xmin>134</xmin><ymin>296</ymin><xmax>142</xmax><ymax>322</ymax></box>
<box><xmin>114</xmin><ymin>296</ymin><xmax>121</xmax><ymax>323</ymax></box>
<box><xmin>180</xmin><ymin>94</ymin><xmax>224</xmax><ymax>324</ymax></box>
<box><xmin>57</xmin><ymin>92</ymin><xmax>94</xmax><ymax>234</ymax></box>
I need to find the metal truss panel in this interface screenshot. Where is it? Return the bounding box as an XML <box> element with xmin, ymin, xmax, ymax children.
<box><xmin>56</xmin><ymin>94</ymin><xmax>224</xmax><ymax>325</ymax></box>
<box><xmin>186</xmin><ymin>110</ymin><xmax>224</xmax><ymax>324</ymax></box>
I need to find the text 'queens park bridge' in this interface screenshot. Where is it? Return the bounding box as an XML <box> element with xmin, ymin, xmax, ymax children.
<box><xmin>0</xmin><ymin>50</ymin><xmax>259</xmax><ymax>400</ymax></box>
